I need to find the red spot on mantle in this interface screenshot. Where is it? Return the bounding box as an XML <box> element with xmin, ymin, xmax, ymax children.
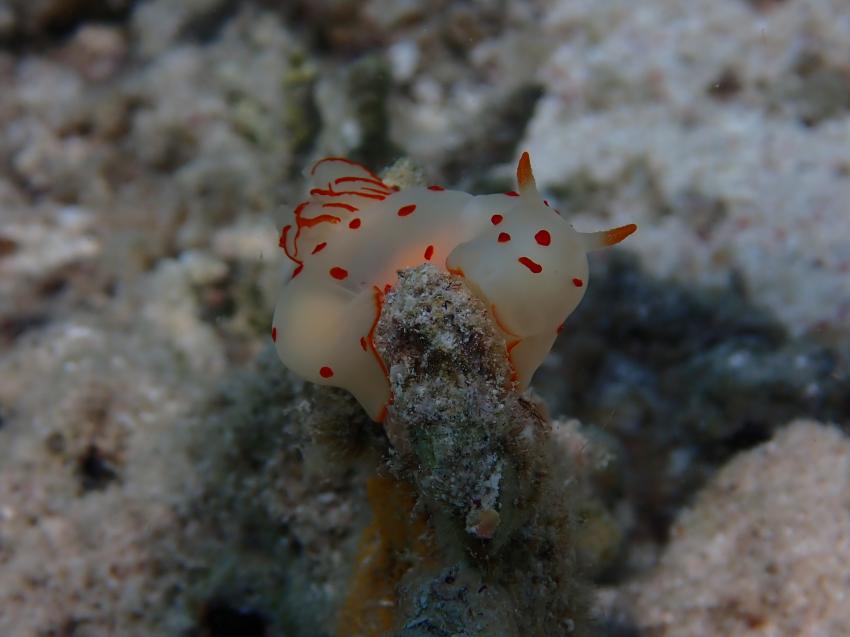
<box><xmin>498</xmin><ymin>232</ymin><xmax>511</xmax><ymax>243</ymax></box>
<box><xmin>518</xmin><ymin>256</ymin><xmax>543</xmax><ymax>273</ymax></box>
<box><xmin>319</xmin><ymin>366</ymin><xmax>334</xmax><ymax>378</ymax></box>
<box><xmin>349</xmin><ymin>218</ymin><xmax>361</xmax><ymax>229</ymax></box>
<box><xmin>504</xmin><ymin>191</ymin><xmax>519</xmax><ymax>197</ymax></box>
<box><xmin>424</xmin><ymin>244</ymin><xmax>435</xmax><ymax>260</ymax></box>
<box><xmin>572</xmin><ymin>278</ymin><xmax>584</xmax><ymax>287</ymax></box>
<box><xmin>397</xmin><ymin>204</ymin><xmax>416</xmax><ymax>217</ymax></box>
<box><xmin>535</xmin><ymin>230</ymin><xmax>551</xmax><ymax>246</ymax></box>
<box><xmin>330</xmin><ymin>266</ymin><xmax>349</xmax><ymax>280</ymax></box>
<box><xmin>490</xmin><ymin>214</ymin><xmax>503</xmax><ymax>225</ymax></box>
<box><xmin>311</xmin><ymin>242</ymin><xmax>327</xmax><ymax>254</ymax></box>
<box><xmin>271</xmin><ymin>327</ymin><xmax>277</xmax><ymax>342</ymax></box>
<box><xmin>427</xmin><ymin>185</ymin><xmax>445</xmax><ymax>191</ymax></box>
<box><xmin>322</xmin><ymin>201</ymin><xmax>359</xmax><ymax>213</ymax></box>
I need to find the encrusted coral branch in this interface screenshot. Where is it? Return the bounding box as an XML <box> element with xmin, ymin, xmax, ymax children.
<box><xmin>374</xmin><ymin>265</ymin><xmax>544</xmax><ymax>545</ymax></box>
<box><xmin>333</xmin><ymin>264</ymin><xmax>593</xmax><ymax>636</ymax></box>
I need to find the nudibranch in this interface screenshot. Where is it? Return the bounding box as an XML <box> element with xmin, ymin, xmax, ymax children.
<box><xmin>273</xmin><ymin>152</ymin><xmax>636</xmax><ymax>421</ymax></box>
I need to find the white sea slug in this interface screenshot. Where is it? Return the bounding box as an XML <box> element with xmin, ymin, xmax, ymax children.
<box><xmin>273</xmin><ymin>153</ymin><xmax>636</xmax><ymax>421</ymax></box>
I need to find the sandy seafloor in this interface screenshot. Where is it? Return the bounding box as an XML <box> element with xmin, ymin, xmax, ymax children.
<box><xmin>0</xmin><ymin>1</ymin><xmax>849</xmax><ymax>636</ymax></box>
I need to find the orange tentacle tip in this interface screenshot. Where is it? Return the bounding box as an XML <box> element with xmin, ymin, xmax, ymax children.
<box><xmin>517</xmin><ymin>151</ymin><xmax>533</xmax><ymax>185</ymax></box>
<box><xmin>602</xmin><ymin>223</ymin><xmax>638</xmax><ymax>246</ymax></box>
<box><xmin>516</xmin><ymin>151</ymin><xmax>538</xmax><ymax>196</ymax></box>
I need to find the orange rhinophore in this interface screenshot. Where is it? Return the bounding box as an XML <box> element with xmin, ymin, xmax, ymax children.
<box><xmin>272</xmin><ymin>153</ymin><xmax>637</xmax><ymax>420</ymax></box>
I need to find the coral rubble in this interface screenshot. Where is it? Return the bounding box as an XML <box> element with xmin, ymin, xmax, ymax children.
<box><xmin>623</xmin><ymin>421</ymin><xmax>850</xmax><ymax>637</ymax></box>
<box><xmin>369</xmin><ymin>264</ymin><xmax>601</xmax><ymax>636</ymax></box>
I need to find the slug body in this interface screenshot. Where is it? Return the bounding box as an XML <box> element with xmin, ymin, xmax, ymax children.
<box><xmin>273</xmin><ymin>153</ymin><xmax>636</xmax><ymax>421</ymax></box>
